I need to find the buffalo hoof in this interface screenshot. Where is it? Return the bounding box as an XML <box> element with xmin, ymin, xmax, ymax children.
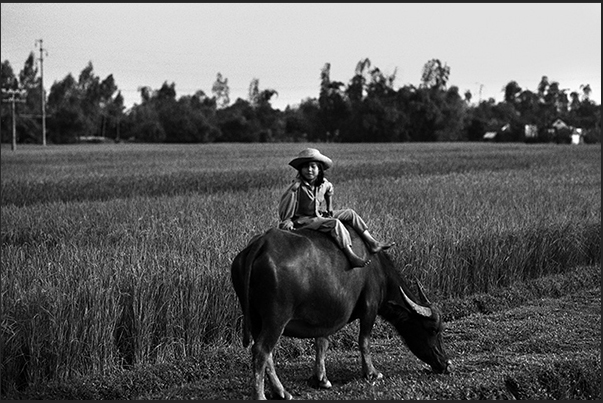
<box><xmin>318</xmin><ymin>379</ymin><xmax>332</xmax><ymax>389</ymax></box>
<box><xmin>428</xmin><ymin>360</ymin><xmax>452</xmax><ymax>374</ymax></box>
<box><xmin>269</xmin><ymin>390</ymin><xmax>293</xmax><ymax>400</ymax></box>
<box><xmin>308</xmin><ymin>375</ymin><xmax>332</xmax><ymax>389</ymax></box>
<box><xmin>365</xmin><ymin>372</ymin><xmax>383</xmax><ymax>384</ymax></box>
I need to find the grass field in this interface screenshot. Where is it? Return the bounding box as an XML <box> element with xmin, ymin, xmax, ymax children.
<box><xmin>1</xmin><ymin>142</ymin><xmax>600</xmax><ymax>399</ymax></box>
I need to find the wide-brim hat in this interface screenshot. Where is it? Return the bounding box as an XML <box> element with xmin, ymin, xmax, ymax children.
<box><xmin>288</xmin><ymin>148</ymin><xmax>333</xmax><ymax>170</ymax></box>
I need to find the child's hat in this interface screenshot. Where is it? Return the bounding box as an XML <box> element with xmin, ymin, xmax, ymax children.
<box><xmin>289</xmin><ymin>148</ymin><xmax>333</xmax><ymax>170</ymax></box>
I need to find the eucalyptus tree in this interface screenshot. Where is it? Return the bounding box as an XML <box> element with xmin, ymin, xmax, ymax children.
<box><xmin>45</xmin><ymin>61</ymin><xmax>123</xmax><ymax>143</ymax></box>
<box><xmin>503</xmin><ymin>80</ymin><xmax>522</xmax><ymax>105</ymax></box>
<box><xmin>568</xmin><ymin>84</ymin><xmax>600</xmax><ymax>138</ymax></box>
<box><xmin>516</xmin><ymin>89</ymin><xmax>539</xmax><ymax>127</ymax></box>
<box><xmin>420</xmin><ymin>58</ymin><xmax>450</xmax><ymax>91</ymax></box>
<box><xmin>347</xmin><ymin>57</ymin><xmax>371</xmax><ymax>103</ymax></box>
<box><xmin>212</xmin><ymin>72</ymin><xmax>230</xmax><ymax>109</ymax></box>
<box><xmin>580</xmin><ymin>84</ymin><xmax>592</xmax><ymax>100</ymax></box>
<box><xmin>1</xmin><ymin>60</ymin><xmax>18</xmax><ymax>89</ymax></box>
<box><xmin>47</xmin><ymin>73</ymin><xmax>89</xmax><ymax>143</ymax></box>
<box><xmin>0</xmin><ymin>60</ymin><xmax>17</xmax><ymax>142</ymax></box>
<box><xmin>13</xmin><ymin>52</ymin><xmax>43</xmax><ymax>143</ymax></box>
<box><xmin>248</xmin><ymin>77</ymin><xmax>260</xmax><ymax>107</ymax></box>
<box><xmin>318</xmin><ymin>62</ymin><xmax>349</xmax><ymax>142</ymax></box>
<box><xmin>343</xmin><ymin>65</ymin><xmax>401</xmax><ymax>142</ymax></box>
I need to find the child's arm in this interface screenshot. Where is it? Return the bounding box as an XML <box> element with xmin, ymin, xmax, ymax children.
<box><xmin>324</xmin><ymin>183</ymin><xmax>334</xmax><ymax>217</ymax></box>
<box><xmin>278</xmin><ymin>181</ymin><xmax>300</xmax><ymax>230</ymax></box>
<box><xmin>324</xmin><ymin>193</ymin><xmax>332</xmax><ymax>216</ymax></box>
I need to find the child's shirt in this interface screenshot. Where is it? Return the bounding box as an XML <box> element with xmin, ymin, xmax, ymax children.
<box><xmin>279</xmin><ymin>177</ymin><xmax>334</xmax><ymax>227</ymax></box>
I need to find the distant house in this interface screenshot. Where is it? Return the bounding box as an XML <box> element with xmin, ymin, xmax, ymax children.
<box><xmin>483</xmin><ymin>123</ymin><xmax>510</xmax><ymax>141</ymax></box>
<box><xmin>551</xmin><ymin>118</ymin><xmax>569</xmax><ymax>131</ymax></box>
<box><xmin>524</xmin><ymin>124</ymin><xmax>538</xmax><ymax>139</ymax></box>
<box><xmin>571</xmin><ymin>128</ymin><xmax>584</xmax><ymax>145</ymax></box>
<box><xmin>77</xmin><ymin>136</ymin><xmax>113</xmax><ymax>143</ymax></box>
<box><xmin>483</xmin><ymin>120</ymin><xmax>585</xmax><ymax>144</ymax></box>
<box><xmin>483</xmin><ymin>131</ymin><xmax>497</xmax><ymax>141</ymax></box>
<box><xmin>549</xmin><ymin>118</ymin><xmax>583</xmax><ymax>145</ymax></box>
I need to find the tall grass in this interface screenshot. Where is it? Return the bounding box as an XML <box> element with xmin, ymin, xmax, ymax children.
<box><xmin>1</xmin><ymin>142</ymin><xmax>600</xmax><ymax>394</ymax></box>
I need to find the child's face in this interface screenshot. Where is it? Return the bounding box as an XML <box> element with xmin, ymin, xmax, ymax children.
<box><xmin>301</xmin><ymin>161</ymin><xmax>320</xmax><ymax>183</ymax></box>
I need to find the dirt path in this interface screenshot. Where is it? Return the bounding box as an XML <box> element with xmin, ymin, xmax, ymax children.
<box><xmin>138</xmin><ymin>286</ymin><xmax>600</xmax><ymax>400</ymax></box>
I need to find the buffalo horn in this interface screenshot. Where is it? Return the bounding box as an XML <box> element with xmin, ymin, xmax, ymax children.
<box><xmin>415</xmin><ymin>280</ymin><xmax>432</xmax><ymax>305</ymax></box>
<box><xmin>399</xmin><ymin>286</ymin><xmax>432</xmax><ymax>318</ymax></box>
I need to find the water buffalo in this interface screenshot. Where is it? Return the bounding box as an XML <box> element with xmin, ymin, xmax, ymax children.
<box><xmin>231</xmin><ymin>225</ymin><xmax>451</xmax><ymax>400</ymax></box>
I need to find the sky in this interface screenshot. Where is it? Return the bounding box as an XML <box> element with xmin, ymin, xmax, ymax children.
<box><xmin>1</xmin><ymin>3</ymin><xmax>601</xmax><ymax>110</ymax></box>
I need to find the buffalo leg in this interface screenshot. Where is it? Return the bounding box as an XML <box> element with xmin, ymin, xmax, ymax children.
<box><xmin>358</xmin><ymin>315</ymin><xmax>383</xmax><ymax>382</ymax></box>
<box><xmin>311</xmin><ymin>337</ymin><xmax>332</xmax><ymax>389</ymax></box>
<box><xmin>251</xmin><ymin>339</ymin><xmax>270</xmax><ymax>400</ymax></box>
<box><xmin>266</xmin><ymin>352</ymin><xmax>292</xmax><ymax>399</ymax></box>
<box><xmin>251</xmin><ymin>323</ymin><xmax>291</xmax><ymax>400</ymax></box>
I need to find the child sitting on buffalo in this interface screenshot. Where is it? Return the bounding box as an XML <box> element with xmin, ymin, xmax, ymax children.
<box><xmin>278</xmin><ymin>148</ymin><xmax>394</xmax><ymax>268</ymax></box>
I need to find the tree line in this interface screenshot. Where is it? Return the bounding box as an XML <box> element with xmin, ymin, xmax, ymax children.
<box><xmin>1</xmin><ymin>54</ymin><xmax>601</xmax><ymax>145</ymax></box>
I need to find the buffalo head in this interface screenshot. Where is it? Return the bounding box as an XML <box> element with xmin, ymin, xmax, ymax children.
<box><xmin>387</xmin><ymin>282</ymin><xmax>452</xmax><ymax>374</ymax></box>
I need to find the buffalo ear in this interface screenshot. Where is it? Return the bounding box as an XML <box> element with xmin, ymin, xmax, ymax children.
<box><xmin>386</xmin><ymin>300</ymin><xmax>412</xmax><ymax>323</ymax></box>
<box><xmin>387</xmin><ymin>299</ymin><xmax>410</xmax><ymax>316</ymax></box>
<box><xmin>387</xmin><ymin>299</ymin><xmax>406</xmax><ymax>310</ymax></box>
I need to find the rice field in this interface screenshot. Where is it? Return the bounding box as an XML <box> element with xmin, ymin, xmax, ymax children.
<box><xmin>1</xmin><ymin>142</ymin><xmax>600</xmax><ymax>394</ymax></box>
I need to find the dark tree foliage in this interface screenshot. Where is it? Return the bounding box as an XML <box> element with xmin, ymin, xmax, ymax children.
<box><xmin>124</xmin><ymin>82</ymin><xmax>220</xmax><ymax>143</ymax></box>
<box><xmin>318</xmin><ymin>63</ymin><xmax>350</xmax><ymax>142</ymax></box>
<box><xmin>339</xmin><ymin>65</ymin><xmax>403</xmax><ymax>142</ymax></box>
<box><xmin>44</xmin><ymin>61</ymin><xmax>123</xmax><ymax>143</ymax></box>
<box><xmin>215</xmin><ymin>98</ymin><xmax>259</xmax><ymax>142</ymax></box>
<box><xmin>1</xmin><ymin>55</ymin><xmax>600</xmax><ymax>145</ymax></box>
<box><xmin>1</xmin><ymin>60</ymin><xmax>19</xmax><ymax>143</ymax></box>
<box><xmin>288</xmin><ymin>98</ymin><xmax>325</xmax><ymax>142</ymax></box>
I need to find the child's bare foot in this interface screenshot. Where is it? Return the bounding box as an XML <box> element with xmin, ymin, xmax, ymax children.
<box><xmin>349</xmin><ymin>255</ymin><xmax>371</xmax><ymax>268</ymax></box>
<box><xmin>343</xmin><ymin>245</ymin><xmax>371</xmax><ymax>267</ymax></box>
<box><xmin>369</xmin><ymin>241</ymin><xmax>396</xmax><ymax>254</ymax></box>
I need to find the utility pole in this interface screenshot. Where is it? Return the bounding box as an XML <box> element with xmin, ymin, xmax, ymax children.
<box><xmin>1</xmin><ymin>89</ymin><xmax>26</xmax><ymax>151</ymax></box>
<box><xmin>36</xmin><ymin>39</ymin><xmax>48</xmax><ymax>146</ymax></box>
